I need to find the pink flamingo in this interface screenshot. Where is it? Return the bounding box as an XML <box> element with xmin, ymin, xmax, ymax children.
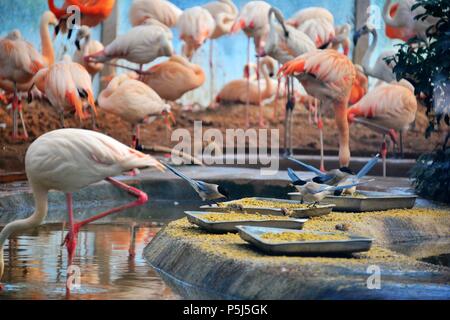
<box><xmin>383</xmin><ymin>0</ymin><xmax>437</xmax><ymax>42</ymax></box>
<box><xmin>203</xmin><ymin>0</ymin><xmax>239</xmax><ymax>102</ymax></box>
<box><xmin>177</xmin><ymin>7</ymin><xmax>216</xmax><ymax>60</ymax></box>
<box><xmin>31</xmin><ymin>59</ymin><xmax>96</xmax><ymax>128</ymax></box>
<box><xmin>85</xmin><ymin>24</ymin><xmax>173</xmax><ymax>74</ymax></box>
<box><xmin>214</xmin><ymin>56</ymin><xmax>275</xmax><ymax>107</ymax></box>
<box><xmin>348</xmin><ymin>80</ymin><xmax>418</xmax><ymax>176</ymax></box>
<box><xmin>49</xmin><ymin>0</ymin><xmax>116</xmax><ymax>38</ymax></box>
<box><xmin>0</xmin><ymin>128</ymin><xmax>164</xmax><ymax>292</ymax></box>
<box><xmin>73</xmin><ymin>26</ymin><xmax>104</xmax><ymax>77</ymax></box>
<box><xmin>231</xmin><ymin>0</ymin><xmax>271</xmax><ymax>127</ymax></box>
<box><xmin>129</xmin><ymin>0</ymin><xmax>182</xmax><ymax>28</ymax></box>
<box><xmin>140</xmin><ymin>55</ymin><xmax>205</xmax><ymax>102</ymax></box>
<box><xmin>0</xmin><ymin>30</ymin><xmax>44</xmax><ymax>140</ymax></box>
<box><xmin>279</xmin><ymin>49</ymin><xmax>356</xmax><ymax>169</ymax></box>
<box><xmin>98</xmin><ymin>73</ymin><xmax>174</xmax><ymax>149</ymax></box>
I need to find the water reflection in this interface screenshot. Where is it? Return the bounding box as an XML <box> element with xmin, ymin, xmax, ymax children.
<box><xmin>0</xmin><ymin>222</ymin><xmax>180</xmax><ymax>300</ymax></box>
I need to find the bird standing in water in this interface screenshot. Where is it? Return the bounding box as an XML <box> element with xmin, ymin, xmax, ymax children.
<box><xmin>0</xmin><ymin>129</ymin><xmax>164</xmax><ymax>293</ymax></box>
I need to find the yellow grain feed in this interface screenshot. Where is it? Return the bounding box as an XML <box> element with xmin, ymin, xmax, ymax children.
<box><xmin>201</xmin><ymin>213</ymin><xmax>288</xmax><ymax>222</ymax></box>
<box><xmin>261</xmin><ymin>232</ymin><xmax>349</xmax><ymax>242</ymax></box>
<box><xmin>220</xmin><ymin>198</ymin><xmax>309</xmax><ymax>209</ymax></box>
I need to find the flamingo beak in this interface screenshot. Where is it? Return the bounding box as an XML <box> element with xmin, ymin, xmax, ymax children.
<box><xmin>231</xmin><ymin>19</ymin><xmax>245</xmax><ymax>33</ymax></box>
<box><xmin>75</xmin><ymin>39</ymin><xmax>81</xmax><ymax>51</ymax></box>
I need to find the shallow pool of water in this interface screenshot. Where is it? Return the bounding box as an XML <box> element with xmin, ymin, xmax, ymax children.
<box><xmin>0</xmin><ymin>222</ymin><xmax>180</xmax><ymax>300</ymax></box>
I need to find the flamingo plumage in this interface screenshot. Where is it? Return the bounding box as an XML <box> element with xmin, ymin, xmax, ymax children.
<box><xmin>86</xmin><ymin>24</ymin><xmax>173</xmax><ymax>74</ymax></box>
<box><xmin>129</xmin><ymin>0</ymin><xmax>182</xmax><ymax>28</ymax></box>
<box><xmin>215</xmin><ymin>56</ymin><xmax>275</xmax><ymax>106</ymax></box>
<box><xmin>0</xmin><ymin>30</ymin><xmax>45</xmax><ymax>140</ymax></box>
<box><xmin>73</xmin><ymin>25</ymin><xmax>104</xmax><ymax>77</ymax></box>
<box><xmin>31</xmin><ymin>60</ymin><xmax>96</xmax><ymax>128</ymax></box>
<box><xmin>48</xmin><ymin>0</ymin><xmax>116</xmax><ymax>31</ymax></box>
<box><xmin>383</xmin><ymin>0</ymin><xmax>437</xmax><ymax>42</ymax></box>
<box><xmin>231</xmin><ymin>0</ymin><xmax>271</xmax><ymax>127</ymax></box>
<box><xmin>140</xmin><ymin>55</ymin><xmax>205</xmax><ymax>102</ymax></box>
<box><xmin>98</xmin><ymin>73</ymin><xmax>173</xmax><ymax>149</ymax></box>
<box><xmin>177</xmin><ymin>7</ymin><xmax>216</xmax><ymax>60</ymax></box>
<box><xmin>348</xmin><ymin>80</ymin><xmax>418</xmax><ymax>176</ymax></box>
<box><xmin>279</xmin><ymin>49</ymin><xmax>356</xmax><ymax>168</ymax></box>
<box><xmin>0</xmin><ymin>128</ymin><xmax>164</xmax><ymax>292</ymax></box>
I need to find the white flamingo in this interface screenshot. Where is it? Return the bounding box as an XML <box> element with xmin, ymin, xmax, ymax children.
<box><xmin>0</xmin><ymin>128</ymin><xmax>164</xmax><ymax>292</ymax></box>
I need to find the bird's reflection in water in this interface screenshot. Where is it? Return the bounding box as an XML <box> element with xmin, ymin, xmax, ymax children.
<box><xmin>0</xmin><ymin>222</ymin><xmax>180</xmax><ymax>300</ymax></box>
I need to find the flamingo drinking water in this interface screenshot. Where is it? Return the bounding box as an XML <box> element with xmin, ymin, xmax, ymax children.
<box><xmin>0</xmin><ymin>128</ymin><xmax>164</xmax><ymax>292</ymax></box>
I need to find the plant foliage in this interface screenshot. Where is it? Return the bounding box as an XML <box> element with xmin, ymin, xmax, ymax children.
<box><xmin>410</xmin><ymin>148</ymin><xmax>450</xmax><ymax>203</ymax></box>
<box><xmin>386</xmin><ymin>0</ymin><xmax>450</xmax><ymax>142</ymax></box>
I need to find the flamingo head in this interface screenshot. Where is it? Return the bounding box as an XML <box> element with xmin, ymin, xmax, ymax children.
<box><xmin>231</xmin><ymin>19</ymin><xmax>246</xmax><ymax>33</ymax></box>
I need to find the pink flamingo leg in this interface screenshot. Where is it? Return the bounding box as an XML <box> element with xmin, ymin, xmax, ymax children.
<box><xmin>273</xmin><ymin>77</ymin><xmax>281</xmax><ymax>120</ymax></box>
<box><xmin>245</xmin><ymin>37</ymin><xmax>250</xmax><ymax>128</ymax></box>
<box><xmin>11</xmin><ymin>91</ymin><xmax>19</xmax><ymax>141</ymax></box>
<box><xmin>62</xmin><ymin>178</ymin><xmax>148</xmax><ymax>275</ymax></box>
<box><xmin>128</xmin><ymin>223</ymin><xmax>137</xmax><ymax>258</ymax></box>
<box><xmin>65</xmin><ymin>193</ymin><xmax>77</xmax><ymax>268</ymax></box>
<box><xmin>256</xmin><ymin>54</ymin><xmax>265</xmax><ymax>128</ymax></box>
<box><xmin>381</xmin><ymin>136</ymin><xmax>388</xmax><ymax>177</ymax></box>
<box><xmin>18</xmin><ymin>100</ymin><xmax>29</xmax><ymax>140</ymax></box>
<box><xmin>318</xmin><ymin>103</ymin><xmax>325</xmax><ymax>172</ymax></box>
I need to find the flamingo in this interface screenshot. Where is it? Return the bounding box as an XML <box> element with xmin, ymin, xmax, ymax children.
<box><xmin>261</xmin><ymin>7</ymin><xmax>316</xmax><ymax>154</ymax></box>
<box><xmin>262</xmin><ymin>7</ymin><xmax>316</xmax><ymax>65</ymax></box>
<box><xmin>215</xmin><ymin>56</ymin><xmax>275</xmax><ymax>106</ymax></box>
<box><xmin>231</xmin><ymin>0</ymin><xmax>271</xmax><ymax>127</ymax></box>
<box><xmin>203</xmin><ymin>0</ymin><xmax>239</xmax><ymax>102</ymax></box>
<box><xmin>279</xmin><ymin>49</ymin><xmax>356</xmax><ymax>168</ymax></box>
<box><xmin>287</xmin><ymin>7</ymin><xmax>335</xmax><ymax>49</ymax></box>
<box><xmin>348</xmin><ymin>80</ymin><xmax>418</xmax><ymax>176</ymax></box>
<box><xmin>332</xmin><ymin>23</ymin><xmax>351</xmax><ymax>56</ymax></box>
<box><xmin>85</xmin><ymin>24</ymin><xmax>173</xmax><ymax>74</ymax></box>
<box><xmin>31</xmin><ymin>60</ymin><xmax>96</xmax><ymax>128</ymax></box>
<box><xmin>73</xmin><ymin>26</ymin><xmax>104</xmax><ymax>77</ymax></box>
<box><xmin>353</xmin><ymin>23</ymin><xmax>396</xmax><ymax>84</ymax></box>
<box><xmin>0</xmin><ymin>128</ymin><xmax>164</xmax><ymax>292</ymax></box>
<box><xmin>177</xmin><ymin>7</ymin><xmax>216</xmax><ymax>60</ymax></box>
<box><xmin>0</xmin><ymin>30</ymin><xmax>44</xmax><ymax>140</ymax></box>
<box><xmin>98</xmin><ymin>74</ymin><xmax>174</xmax><ymax>149</ymax></box>
<box><xmin>140</xmin><ymin>55</ymin><xmax>205</xmax><ymax>102</ymax></box>
<box><xmin>286</xmin><ymin>7</ymin><xmax>334</xmax><ymax>28</ymax></box>
<box><xmin>48</xmin><ymin>0</ymin><xmax>116</xmax><ymax>38</ymax></box>
<box><xmin>383</xmin><ymin>0</ymin><xmax>437</xmax><ymax>42</ymax></box>
<box><xmin>129</xmin><ymin>0</ymin><xmax>182</xmax><ymax>28</ymax></box>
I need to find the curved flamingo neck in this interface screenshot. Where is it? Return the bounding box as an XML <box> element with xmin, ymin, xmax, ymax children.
<box><xmin>0</xmin><ymin>182</ymin><xmax>48</xmax><ymax>279</ymax></box>
<box><xmin>361</xmin><ymin>28</ymin><xmax>378</xmax><ymax>79</ymax></box>
<box><xmin>48</xmin><ymin>0</ymin><xmax>66</xmax><ymax>18</ymax></box>
<box><xmin>40</xmin><ymin>15</ymin><xmax>55</xmax><ymax>66</ymax></box>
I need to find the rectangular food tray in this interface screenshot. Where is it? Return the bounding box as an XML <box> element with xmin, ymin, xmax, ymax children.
<box><xmin>185</xmin><ymin>211</ymin><xmax>307</xmax><ymax>233</ymax></box>
<box><xmin>200</xmin><ymin>197</ymin><xmax>334</xmax><ymax>218</ymax></box>
<box><xmin>288</xmin><ymin>191</ymin><xmax>417</xmax><ymax>212</ymax></box>
<box><xmin>237</xmin><ymin>226</ymin><xmax>373</xmax><ymax>255</ymax></box>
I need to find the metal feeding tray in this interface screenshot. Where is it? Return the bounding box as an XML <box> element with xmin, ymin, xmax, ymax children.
<box><xmin>200</xmin><ymin>197</ymin><xmax>334</xmax><ymax>218</ymax></box>
<box><xmin>237</xmin><ymin>226</ymin><xmax>373</xmax><ymax>255</ymax></box>
<box><xmin>288</xmin><ymin>191</ymin><xmax>417</xmax><ymax>212</ymax></box>
<box><xmin>185</xmin><ymin>211</ymin><xmax>307</xmax><ymax>233</ymax></box>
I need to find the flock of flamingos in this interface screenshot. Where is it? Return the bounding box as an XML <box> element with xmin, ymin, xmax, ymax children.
<box><xmin>0</xmin><ymin>0</ymin><xmax>436</xmax><ymax>292</ymax></box>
